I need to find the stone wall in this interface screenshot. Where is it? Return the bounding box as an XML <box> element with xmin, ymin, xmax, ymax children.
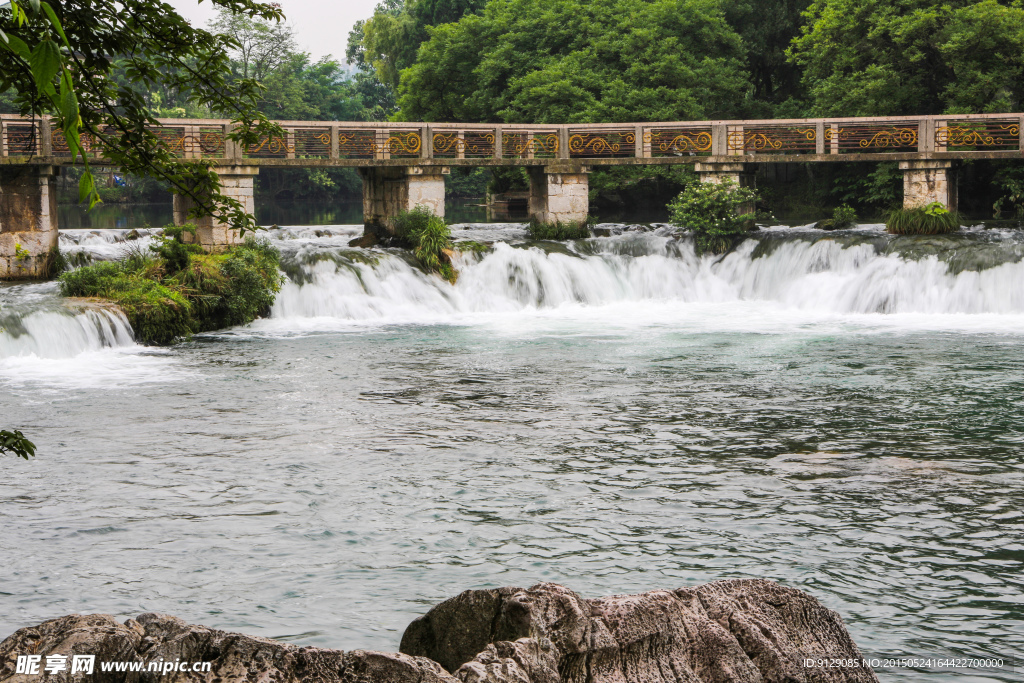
<box><xmin>0</xmin><ymin>166</ymin><xmax>58</xmax><ymax>280</ymax></box>
<box><xmin>172</xmin><ymin>167</ymin><xmax>258</xmax><ymax>251</ymax></box>
<box><xmin>900</xmin><ymin>160</ymin><xmax>957</xmax><ymax>211</ymax></box>
<box><xmin>528</xmin><ymin>168</ymin><xmax>589</xmax><ymax>224</ymax></box>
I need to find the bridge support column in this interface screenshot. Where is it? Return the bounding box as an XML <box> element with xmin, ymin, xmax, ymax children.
<box><xmin>694</xmin><ymin>162</ymin><xmax>755</xmax><ymax>187</ymax></box>
<box><xmin>900</xmin><ymin>160</ymin><xmax>957</xmax><ymax>211</ymax></box>
<box><xmin>360</xmin><ymin>166</ymin><xmax>447</xmax><ymax>237</ymax></box>
<box><xmin>0</xmin><ymin>165</ymin><xmax>59</xmax><ymax>280</ymax></box>
<box><xmin>172</xmin><ymin>166</ymin><xmax>258</xmax><ymax>251</ymax></box>
<box><xmin>528</xmin><ymin>166</ymin><xmax>590</xmax><ymax>224</ymax></box>
<box><xmin>695</xmin><ymin>162</ymin><xmax>756</xmax><ymax>217</ymax></box>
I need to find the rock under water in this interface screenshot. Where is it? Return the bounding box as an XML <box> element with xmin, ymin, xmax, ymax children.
<box><xmin>0</xmin><ymin>580</ymin><xmax>877</xmax><ymax>683</ymax></box>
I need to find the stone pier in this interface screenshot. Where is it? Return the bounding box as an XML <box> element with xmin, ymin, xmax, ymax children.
<box><xmin>527</xmin><ymin>166</ymin><xmax>590</xmax><ymax>224</ymax></box>
<box><xmin>694</xmin><ymin>162</ymin><xmax>755</xmax><ymax>187</ymax></box>
<box><xmin>172</xmin><ymin>166</ymin><xmax>258</xmax><ymax>250</ymax></box>
<box><xmin>694</xmin><ymin>162</ymin><xmax>756</xmax><ymax>218</ymax></box>
<box><xmin>900</xmin><ymin>160</ymin><xmax>957</xmax><ymax>211</ymax></box>
<box><xmin>360</xmin><ymin>166</ymin><xmax>448</xmax><ymax>236</ymax></box>
<box><xmin>0</xmin><ymin>165</ymin><xmax>59</xmax><ymax>280</ymax></box>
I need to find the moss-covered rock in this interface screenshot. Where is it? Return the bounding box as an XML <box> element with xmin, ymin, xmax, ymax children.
<box><xmin>58</xmin><ymin>228</ymin><xmax>283</xmax><ymax>345</ymax></box>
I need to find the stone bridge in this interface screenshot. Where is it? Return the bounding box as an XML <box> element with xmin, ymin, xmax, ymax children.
<box><xmin>1</xmin><ymin>113</ymin><xmax>1022</xmax><ymax>277</ymax></box>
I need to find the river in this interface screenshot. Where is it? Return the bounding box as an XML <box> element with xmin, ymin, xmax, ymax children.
<box><xmin>1</xmin><ymin>219</ymin><xmax>1022</xmax><ymax>681</ymax></box>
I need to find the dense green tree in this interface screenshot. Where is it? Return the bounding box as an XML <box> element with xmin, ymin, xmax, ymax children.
<box><xmin>789</xmin><ymin>0</ymin><xmax>1024</xmax><ymax>116</ymax></box>
<box><xmin>354</xmin><ymin>0</ymin><xmax>484</xmax><ymax>91</ymax></box>
<box><xmin>346</xmin><ymin>19</ymin><xmax>398</xmax><ymax>120</ymax></box>
<box><xmin>345</xmin><ymin>0</ymin><xmax>483</xmax><ymax>120</ymax></box>
<box><xmin>398</xmin><ymin>0</ymin><xmax>750</xmax><ymax>123</ymax></box>
<box><xmin>0</xmin><ymin>0</ymin><xmax>285</xmax><ymax>229</ymax></box>
<box><xmin>722</xmin><ymin>0</ymin><xmax>811</xmax><ymax>115</ymax></box>
<box><xmin>255</xmin><ymin>54</ymin><xmax>365</xmax><ymax>120</ymax></box>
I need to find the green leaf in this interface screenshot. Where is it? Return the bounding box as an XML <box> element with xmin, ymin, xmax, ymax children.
<box><xmin>63</xmin><ymin>121</ymin><xmax>81</xmax><ymax>163</ymax></box>
<box><xmin>78</xmin><ymin>171</ymin><xmax>95</xmax><ymax>204</ymax></box>
<box><xmin>59</xmin><ymin>70</ymin><xmax>77</xmax><ymax>123</ymax></box>
<box><xmin>29</xmin><ymin>39</ymin><xmax>61</xmax><ymax>95</ymax></box>
<box><xmin>3</xmin><ymin>34</ymin><xmax>31</xmax><ymax>61</ymax></box>
<box><xmin>9</xmin><ymin>2</ymin><xmax>28</xmax><ymax>26</ymax></box>
<box><xmin>27</xmin><ymin>0</ymin><xmax>41</xmax><ymax>13</ymax></box>
<box><xmin>40</xmin><ymin>3</ymin><xmax>70</xmax><ymax>47</ymax></box>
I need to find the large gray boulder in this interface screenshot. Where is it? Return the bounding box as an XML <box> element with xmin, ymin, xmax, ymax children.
<box><xmin>400</xmin><ymin>580</ymin><xmax>879</xmax><ymax>683</ymax></box>
<box><xmin>1</xmin><ymin>580</ymin><xmax>876</xmax><ymax>683</ymax></box>
<box><xmin>0</xmin><ymin>613</ymin><xmax>455</xmax><ymax>683</ymax></box>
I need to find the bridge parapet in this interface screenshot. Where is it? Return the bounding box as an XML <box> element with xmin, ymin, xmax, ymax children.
<box><xmin>2</xmin><ymin>114</ymin><xmax>1022</xmax><ymax>165</ymax></box>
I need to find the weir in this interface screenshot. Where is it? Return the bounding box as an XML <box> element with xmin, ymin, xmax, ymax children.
<box><xmin>0</xmin><ymin>112</ymin><xmax>1021</xmax><ymax>270</ymax></box>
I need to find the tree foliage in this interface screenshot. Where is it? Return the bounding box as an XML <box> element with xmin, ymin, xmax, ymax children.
<box><xmin>722</xmin><ymin>0</ymin><xmax>811</xmax><ymax>115</ymax></box>
<box><xmin>790</xmin><ymin>0</ymin><xmax>1024</xmax><ymax>116</ymax></box>
<box><xmin>398</xmin><ymin>0</ymin><xmax>749</xmax><ymax>123</ymax></box>
<box><xmin>210</xmin><ymin>8</ymin><xmax>296</xmax><ymax>81</ymax></box>
<box><xmin>0</xmin><ymin>0</ymin><xmax>287</xmax><ymax>231</ymax></box>
<box><xmin>0</xmin><ymin>429</ymin><xmax>35</xmax><ymax>459</ymax></box>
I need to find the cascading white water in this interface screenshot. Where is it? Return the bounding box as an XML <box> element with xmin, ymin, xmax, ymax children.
<box><xmin>0</xmin><ymin>303</ymin><xmax>135</xmax><ymax>359</ymax></box>
<box><xmin>268</xmin><ymin>231</ymin><xmax>1024</xmax><ymax>325</ymax></box>
<box><xmin>5</xmin><ymin>226</ymin><xmax>1023</xmax><ymax>361</ymax></box>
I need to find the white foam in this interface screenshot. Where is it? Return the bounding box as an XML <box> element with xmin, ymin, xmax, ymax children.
<box><xmin>258</xmin><ymin>233</ymin><xmax>1024</xmax><ymax>336</ymax></box>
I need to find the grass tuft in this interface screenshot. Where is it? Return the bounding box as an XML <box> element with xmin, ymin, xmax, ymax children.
<box><xmin>390</xmin><ymin>207</ymin><xmax>457</xmax><ymax>282</ymax></box>
<box><xmin>886</xmin><ymin>202</ymin><xmax>961</xmax><ymax>235</ymax></box>
<box><xmin>527</xmin><ymin>218</ymin><xmax>592</xmax><ymax>240</ymax></box>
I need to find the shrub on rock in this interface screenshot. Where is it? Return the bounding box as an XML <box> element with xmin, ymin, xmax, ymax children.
<box><xmin>668</xmin><ymin>178</ymin><xmax>760</xmax><ymax>254</ymax></box>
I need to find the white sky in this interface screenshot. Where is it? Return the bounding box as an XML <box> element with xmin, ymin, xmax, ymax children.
<box><xmin>166</xmin><ymin>0</ymin><xmax>381</xmax><ymax>62</ymax></box>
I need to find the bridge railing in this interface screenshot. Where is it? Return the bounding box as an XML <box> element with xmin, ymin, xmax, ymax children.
<box><xmin>1</xmin><ymin>114</ymin><xmax>1022</xmax><ymax>162</ymax></box>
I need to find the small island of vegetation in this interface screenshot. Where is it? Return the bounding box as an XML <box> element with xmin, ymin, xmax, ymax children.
<box><xmin>58</xmin><ymin>226</ymin><xmax>283</xmax><ymax>345</ymax></box>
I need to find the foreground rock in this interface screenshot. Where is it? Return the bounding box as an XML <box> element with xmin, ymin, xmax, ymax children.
<box><xmin>401</xmin><ymin>580</ymin><xmax>878</xmax><ymax>682</ymax></box>
<box><xmin>1</xmin><ymin>580</ymin><xmax>876</xmax><ymax>683</ymax></box>
<box><xmin>0</xmin><ymin>614</ymin><xmax>454</xmax><ymax>683</ymax></box>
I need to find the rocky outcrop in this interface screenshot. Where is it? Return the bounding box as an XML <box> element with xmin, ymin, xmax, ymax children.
<box><xmin>1</xmin><ymin>580</ymin><xmax>876</xmax><ymax>683</ymax></box>
<box><xmin>401</xmin><ymin>580</ymin><xmax>879</xmax><ymax>683</ymax></box>
<box><xmin>0</xmin><ymin>613</ymin><xmax>455</xmax><ymax>683</ymax></box>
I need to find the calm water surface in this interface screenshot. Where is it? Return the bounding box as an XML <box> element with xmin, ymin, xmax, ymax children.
<box><xmin>1</xmin><ymin>223</ymin><xmax>1022</xmax><ymax>682</ymax></box>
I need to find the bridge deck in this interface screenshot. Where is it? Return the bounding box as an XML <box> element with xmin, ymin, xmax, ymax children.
<box><xmin>1</xmin><ymin>113</ymin><xmax>1021</xmax><ymax>167</ymax></box>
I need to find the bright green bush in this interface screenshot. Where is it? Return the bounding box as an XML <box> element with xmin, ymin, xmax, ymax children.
<box><xmin>527</xmin><ymin>219</ymin><xmax>592</xmax><ymax>240</ymax></box>
<box><xmin>886</xmin><ymin>202</ymin><xmax>961</xmax><ymax>235</ymax></box>
<box><xmin>60</xmin><ymin>262</ymin><xmax>193</xmax><ymax>345</ymax></box>
<box><xmin>391</xmin><ymin>206</ymin><xmax>435</xmax><ymax>247</ymax></box>
<box><xmin>815</xmin><ymin>204</ymin><xmax>858</xmax><ymax>231</ymax></box>
<box><xmin>392</xmin><ymin>207</ymin><xmax>457</xmax><ymax>283</ymax></box>
<box><xmin>58</xmin><ymin>226</ymin><xmax>283</xmax><ymax>345</ymax></box>
<box><xmin>668</xmin><ymin>179</ymin><xmax>760</xmax><ymax>254</ymax></box>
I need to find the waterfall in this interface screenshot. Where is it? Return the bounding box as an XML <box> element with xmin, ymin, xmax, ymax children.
<box><xmin>6</xmin><ymin>226</ymin><xmax>1024</xmax><ymax>361</ymax></box>
<box><xmin>268</xmin><ymin>230</ymin><xmax>1024</xmax><ymax>325</ymax></box>
<box><xmin>0</xmin><ymin>299</ymin><xmax>135</xmax><ymax>359</ymax></box>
